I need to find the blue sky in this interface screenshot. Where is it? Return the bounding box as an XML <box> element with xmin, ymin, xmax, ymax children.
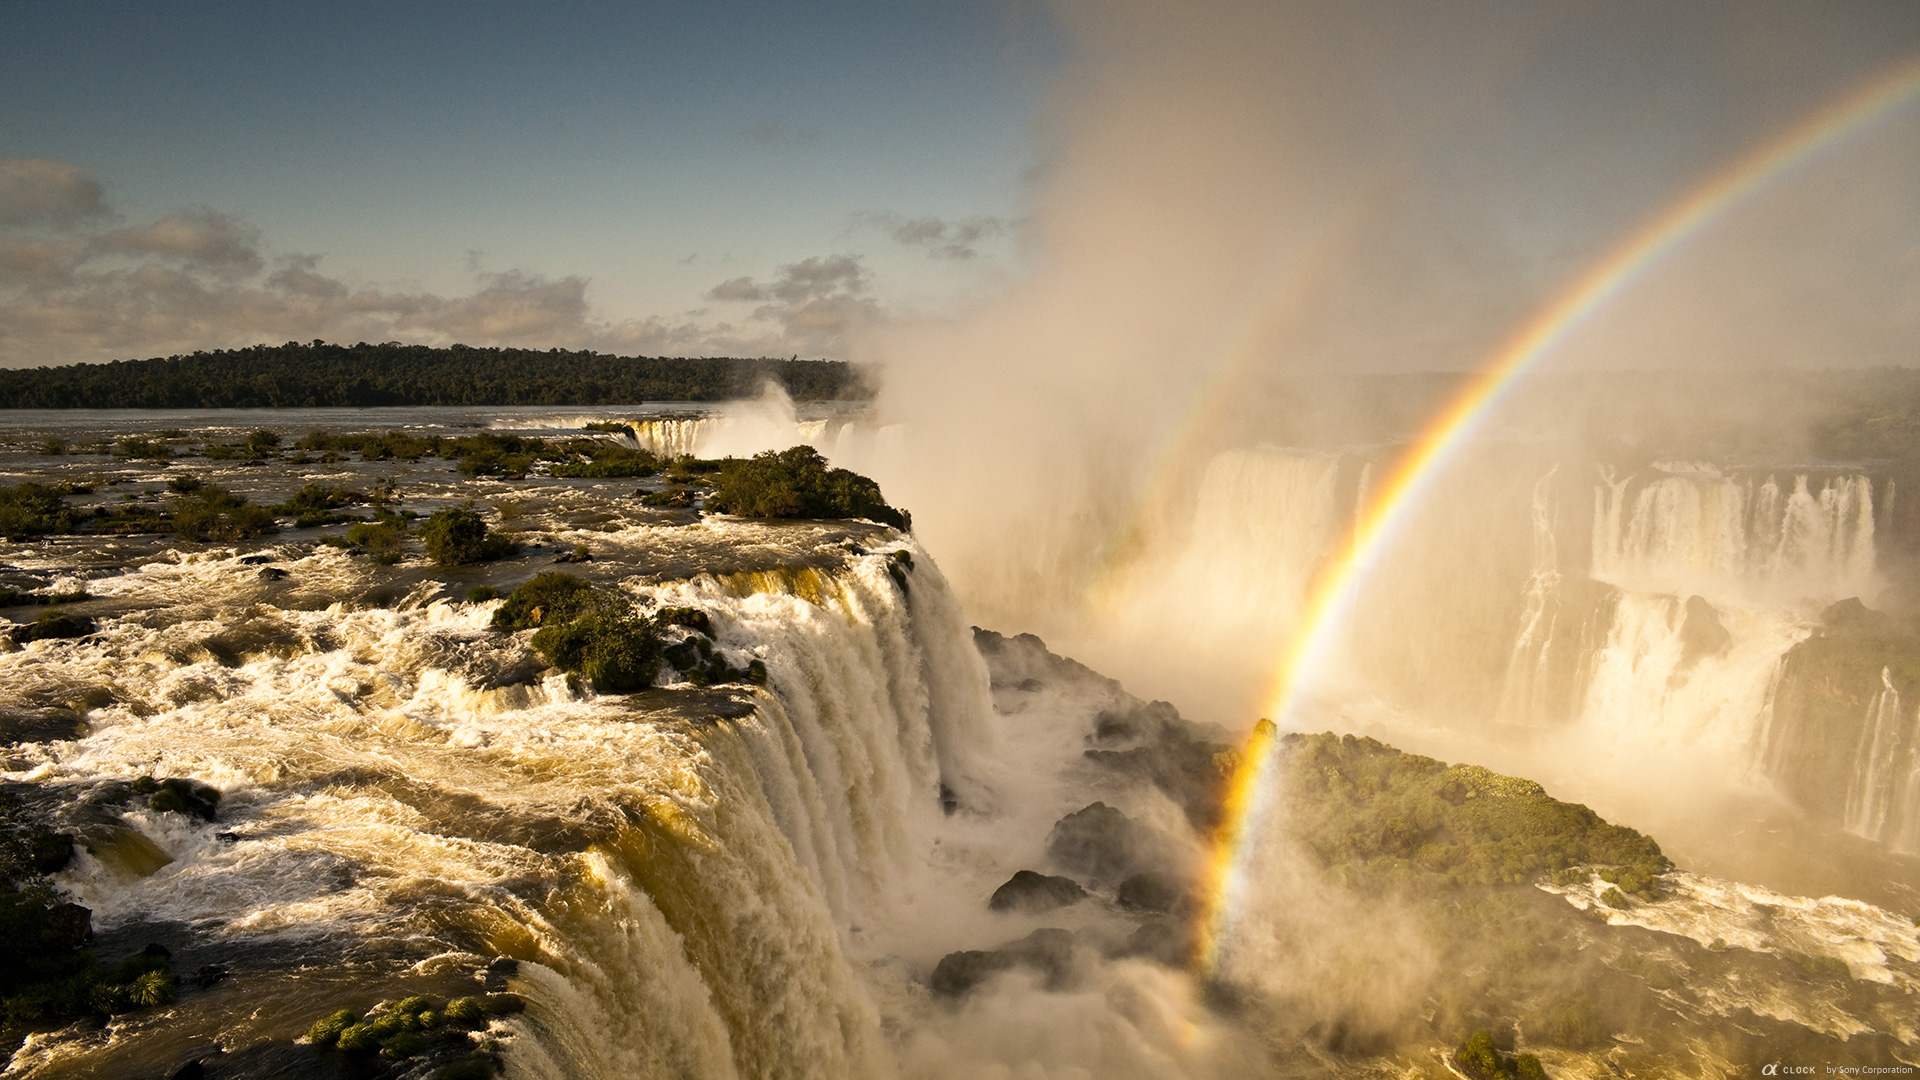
<box><xmin>7</xmin><ymin>1</ymin><xmax>1920</xmax><ymax>373</ymax></box>
<box><xmin>0</xmin><ymin>0</ymin><xmax>1062</xmax><ymax>365</ymax></box>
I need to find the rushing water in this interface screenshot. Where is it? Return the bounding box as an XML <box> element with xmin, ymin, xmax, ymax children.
<box><xmin>5</xmin><ymin>410</ymin><xmax>1920</xmax><ymax>1076</ymax></box>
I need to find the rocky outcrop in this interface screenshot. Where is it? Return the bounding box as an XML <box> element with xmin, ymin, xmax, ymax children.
<box><xmin>987</xmin><ymin>870</ymin><xmax>1088</xmax><ymax>914</ymax></box>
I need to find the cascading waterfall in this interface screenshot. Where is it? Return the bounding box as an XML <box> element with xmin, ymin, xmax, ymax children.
<box><xmin>1843</xmin><ymin>668</ymin><xmax>1905</xmax><ymax>842</ymax></box>
<box><xmin>632</xmin><ymin>418</ymin><xmax>711</xmax><ymax>458</ymax></box>
<box><xmin>5</xmin><ymin>525</ymin><xmax>992</xmax><ymax>1078</ymax></box>
<box><xmin>1592</xmin><ymin>467</ymin><xmax>1876</xmax><ymax>602</ymax></box>
<box><xmin>1495</xmin><ymin>468</ymin><xmax>1563</xmax><ymax>727</ymax></box>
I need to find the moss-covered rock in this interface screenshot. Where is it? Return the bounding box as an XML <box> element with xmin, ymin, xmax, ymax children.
<box><xmin>1277</xmin><ymin>732</ymin><xmax>1671</xmax><ymax>896</ymax></box>
<box><xmin>10</xmin><ymin>609</ymin><xmax>94</xmax><ymax>644</ymax></box>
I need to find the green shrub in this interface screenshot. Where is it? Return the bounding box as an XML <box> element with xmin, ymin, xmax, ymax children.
<box><xmin>531</xmin><ymin>592</ymin><xmax>661</xmax><ymax>692</ymax></box>
<box><xmin>168</xmin><ymin>485</ymin><xmax>277</xmax><ymax>542</ymax></box>
<box><xmin>1455</xmin><ymin>1030</ymin><xmax>1505</xmax><ymax>1079</ymax></box>
<box><xmin>346</xmin><ymin>519</ymin><xmax>407</xmax><ymax>555</ymax></box>
<box><xmin>492</xmin><ymin>572</ymin><xmax>596</xmax><ymax>631</ymax></box>
<box><xmin>0</xmin><ymin>484</ymin><xmax>75</xmax><ymax>539</ymax></box>
<box><xmin>421</xmin><ymin>506</ymin><xmax>517</xmax><ymax>566</ymax></box>
<box><xmin>307</xmin><ymin>1007</ymin><xmax>360</xmax><ymax>1046</ymax></box>
<box><xmin>1601</xmin><ymin>887</ymin><xmax>1629</xmax><ymax>909</ymax></box>
<box><xmin>1455</xmin><ymin>1028</ymin><xmax>1544</xmax><ymax>1080</ymax></box>
<box><xmin>443</xmin><ymin>996</ymin><xmax>487</xmax><ymax>1026</ymax></box>
<box><xmin>468</xmin><ymin>586</ymin><xmax>501</xmax><ymax>603</ymax></box>
<box><xmin>704</xmin><ymin>446</ymin><xmax>909</xmax><ymax>530</ymax></box>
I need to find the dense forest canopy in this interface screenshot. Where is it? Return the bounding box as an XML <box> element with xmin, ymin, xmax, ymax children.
<box><xmin>0</xmin><ymin>342</ymin><xmax>873</xmax><ymax>408</ymax></box>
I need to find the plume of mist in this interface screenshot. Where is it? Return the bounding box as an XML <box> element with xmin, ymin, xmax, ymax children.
<box><xmin>860</xmin><ymin>0</ymin><xmax>1920</xmax><ymax>726</ymax></box>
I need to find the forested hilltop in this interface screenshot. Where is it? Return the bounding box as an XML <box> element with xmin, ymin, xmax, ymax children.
<box><xmin>0</xmin><ymin>342</ymin><xmax>873</xmax><ymax>408</ymax></box>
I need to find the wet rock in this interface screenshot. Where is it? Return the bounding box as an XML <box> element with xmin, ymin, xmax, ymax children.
<box><xmin>0</xmin><ymin>706</ymin><xmax>88</xmax><ymax>746</ymax></box>
<box><xmin>988</xmin><ymin>870</ymin><xmax>1088</xmax><ymax>914</ymax></box>
<box><xmin>1822</xmin><ymin>596</ymin><xmax>1894</xmax><ymax>632</ymax></box>
<box><xmin>191</xmin><ymin>963</ymin><xmax>229</xmax><ymax>988</ymax></box>
<box><xmin>1045</xmin><ymin>802</ymin><xmax>1164</xmax><ymax>886</ymax></box>
<box><xmin>1084</xmin><ymin>735</ymin><xmax>1234</xmax><ymax>831</ymax></box>
<box><xmin>1116</xmin><ymin>871</ymin><xmax>1189</xmax><ymax>914</ymax></box>
<box><xmin>47</xmin><ymin>902</ymin><xmax>91</xmax><ymax>947</ymax></box>
<box><xmin>237</xmin><ymin>554</ymin><xmax>276</xmax><ymax>565</ymax></box>
<box><xmin>1678</xmin><ymin>595</ymin><xmax>1732</xmax><ymax>665</ymax></box>
<box><xmin>1120</xmin><ymin>919</ymin><xmax>1195</xmax><ymax>967</ymax></box>
<box><xmin>1089</xmin><ymin>699</ymin><xmax>1185</xmax><ymax>746</ymax></box>
<box><xmin>135</xmin><ymin>776</ymin><xmax>222</xmax><ymax>821</ymax></box>
<box><xmin>10</xmin><ymin>609</ymin><xmax>95</xmax><ymax>643</ymax></box>
<box><xmin>201</xmin><ymin>616</ymin><xmax>309</xmax><ymax>666</ymax></box>
<box><xmin>929</xmin><ymin>928</ymin><xmax>1078</xmax><ymax>996</ymax></box>
<box><xmin>255</xmin><ymin>566</ymin><xmax>290</xmax><ymax>581</ymax></box>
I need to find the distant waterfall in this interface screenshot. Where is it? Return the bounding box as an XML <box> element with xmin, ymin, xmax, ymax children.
<box><xmin>632</xmin><ymin>417</ymin><xmax>711</xmax><ymax>457</ymax></box>
<box><xmin>1592</xmin><ymin>468</ymin><xmax>1876</xmax><ymax>603</ymax></box>
<box><xmin>1569</xmin><ymin>592</ymin><xmax>1809</xmax><ymax>771</ymax></box>
<box><xmin>1843</xmin><ymin>668</ymin><xmax>1907</xmax><ymax>842</ymax></box>
<box><xmin>1496</xmin><ymin>468</ymin><xmax>1564</xmax><ymax>726</ymax></box>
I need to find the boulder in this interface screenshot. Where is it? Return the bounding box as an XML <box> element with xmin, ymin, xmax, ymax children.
<box><xmin>988</xmin><ymin>870</ymin><xmax>1088</xmax><ymax>914</ymax></box>
<box><xmin>1116</xmin><ymin>871</ymin><xmax>1189</xmax><ymax>914</ymax></box>
<box><xmin>1045</xmin><ymin>802</ymin><xmax>1161</xmax><ymax>885</ymax></box>
<box><xmin>929</xmin><ymin>928</ymin><xmax>1077</xmax><ymax>996</ymax></box>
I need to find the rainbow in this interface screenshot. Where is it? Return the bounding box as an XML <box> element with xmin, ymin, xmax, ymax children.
<box><xmin>1195</xmin><ymin>50</ymin><xmax>1920</xmax><ymax>978</ymax></box>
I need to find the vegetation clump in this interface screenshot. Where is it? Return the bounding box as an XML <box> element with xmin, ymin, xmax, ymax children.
<box><xmin>420</xmin><ymin>506</ymin><xmax>518</xmax><ymax>567</ymax></box>
<box><xmin>306</xmin><ymin>991</ymin><xmax>513</xmax><ymax>1072</ymax></box>
<box><xmin>491</xmin><ymin>576</ymin><xmax>762</xmax><ymax>692</ymax></box>
<box><xmin>704</xmin><ymin>446</ymin><xmax>910</xmax><ymax>530</ymax></box>
<box><xmin>491</xmin><ymin>572</ymin><xmax>597</xmax><ymax>631</ymax></box>
<box><xmin>1278</xmin><ymin>732</ymin><xmax>1671</xmax><ymax>896</ymax></box>
<box><xmin>1454</xmin><ymin>1029</ymin><xmax>1547</xmax><ymax>1080</ymax></box>
<box><xmin>0</xmin><ymin>484</ymin><xmax>75</xmax><ymax>539</ymax></box>
<box><xmin>274</xmin><ymin>483</ymin><xmax>369</xmax><ymax>527</ymax></box>
<box><xmin>167</xmin><ymin>484</ymin><xmax>278</xmax><ymax>542</ymax></box>
<box><xmin>549</xmin><ymin>442</ymin><xmax>660</xmax><ymax>478</ymax></box>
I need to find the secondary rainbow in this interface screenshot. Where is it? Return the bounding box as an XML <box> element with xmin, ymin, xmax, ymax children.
<box><xmin>1194</xmin><ymin>50</ymin><xmax>1920</xmax><ymax>977</ymax></box>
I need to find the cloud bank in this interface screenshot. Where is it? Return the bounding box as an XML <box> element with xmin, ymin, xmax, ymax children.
<box><xmin>0</xmin><ymin>158</ymin><xmax>878</xmax><ymax>367</ymax></box>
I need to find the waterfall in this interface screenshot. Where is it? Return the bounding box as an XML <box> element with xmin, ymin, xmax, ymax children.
<box><xmin>1568</xmin><ymin>592</ymin><xmax>1810</xmax><ymax>777</ymax></box>
<box><xmin>1843</xmin><ymin>668</ymin><xmax>1905</xmax><ymax>841</ymax></box>
<box><xmin>1496</xmin><ymin>468</ymin><xmax>1563</xmax><ymax>726</ymax></box>
<box><xmin>14</xmin><ymin>533</ymin><xmax>991</xmax><ymax>1078</ymax></box>
<box><xmin>1592</xmin><ymin>467</ymin><xmax>1877</xmax><ymax>604</ymax></box>
<box><xmin>632</xmin><ymin>417</ymin><xmax>712</xmax><ymax>457</ymax></box>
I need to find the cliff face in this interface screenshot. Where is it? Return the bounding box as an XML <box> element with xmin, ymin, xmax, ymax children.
<box><xmin>1763</xmin><ymin>601</ymin><xmax>1920</xmax><ymax>839</ymax></box>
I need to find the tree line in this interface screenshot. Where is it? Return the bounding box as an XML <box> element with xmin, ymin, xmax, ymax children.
<box><xmin>0</xmin><ymin>341</ymin><xmax>873</xmax><ymax>408</ymax></box>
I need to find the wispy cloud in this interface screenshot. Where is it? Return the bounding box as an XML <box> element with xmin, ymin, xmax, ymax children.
<box><xmin>857</xmin><ymin>212</ymin><xmax>1011</xmax><ymax>259</ymax></box>
<box><xmin>703</xmin><ymin>254</ymin><xmax>878</xmax><ymax>356</ymax></box>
